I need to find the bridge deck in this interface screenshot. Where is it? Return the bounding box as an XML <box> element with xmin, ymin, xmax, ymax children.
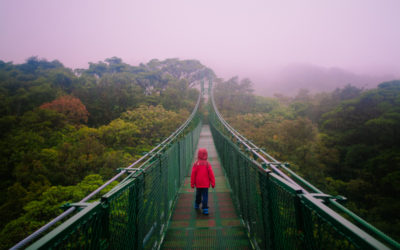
<box><xmin>161</xmin><ymin>125</ymin><xmax>252</xmax><ymax>249</ymax></box>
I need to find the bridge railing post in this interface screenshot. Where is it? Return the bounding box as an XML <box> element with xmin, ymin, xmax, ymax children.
<box><xmin>265</xmin><ymin>172</ymin><xmax>276</xmax><ymax>250</ymax></box>
<box><xmin>177</xmin><ymin>140</ymin><xmax>181</xmax><ymax>187</ymax></box>
<box><xmin>258</xmin><ymin>166</ymin><xmax>271</xmax><ymax>250</ymax></box>
<box><xmin>294</xmin><ymin>190</ymin><xmax>307</xmax><ymax>249</ymax></box>
<box><xmin>131</xmin><ymin>176</ymin><xmax>144</xmax><ymax>250</ymax></box>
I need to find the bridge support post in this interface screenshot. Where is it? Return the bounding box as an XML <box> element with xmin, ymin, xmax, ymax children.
<box><xmin>294</xmin><ymin>191</ymin><xmax>307</xmax><ymax>249</ymax></box>
<box><xmin>128</xmin><ymin>176</ymin><xmax>144</xmax><ymax>250</ymax></box>
<box><xmin>258</xmin><ymin>165</ymin><xmax>271</xmax><ymax>249</ymax></box>
<box><xmin>265</xmin><ymin>171</ymin><xmax>276</xmax><ymax>250</ymax></box>
<box><xmin>177</xmin><ymin>141</ymin><xmax>181</xmax><ymax>187</ymax></box>
<box><xmin>100</xmin><ymin>200</ymin><xmax>110</xmax><ymax>249</ymax></box>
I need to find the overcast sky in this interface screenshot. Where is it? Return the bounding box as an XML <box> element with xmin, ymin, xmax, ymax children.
<box><xmin>1</xmin><ymin>0</ymin><xmax>400</xmax><ymax>81</ymax></box>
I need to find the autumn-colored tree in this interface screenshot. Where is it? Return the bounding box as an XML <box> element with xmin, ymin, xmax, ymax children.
<box><xmin>40</xmin><ymin>95</ymin><xmax>89</xmax><ymax>124</ymax></box>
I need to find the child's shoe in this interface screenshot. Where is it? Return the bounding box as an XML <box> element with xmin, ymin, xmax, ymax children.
<box><xmin>194</xmin><ymin>203</ymin><xmax>199</xmax><ymax>209</ymax></box>
<box><xmin>202</xmin><ymin>208</ymin><xmax>209</xmax><ymax>215</ymax></box>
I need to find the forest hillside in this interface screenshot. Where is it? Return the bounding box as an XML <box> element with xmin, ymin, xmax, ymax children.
<box><xmin>0</xmin><ymin>57</ymin><xmax>213</xmax><ymax>248</ymax></box>
<box><xmin>214</xmin><ymin>77</ymin><xmax>400</xmax><ymax>241</ymax></box>
<box><xmin>1</xmin><ymin>57</ymin><xmax>399</xmax><ymax>247</ymax></box>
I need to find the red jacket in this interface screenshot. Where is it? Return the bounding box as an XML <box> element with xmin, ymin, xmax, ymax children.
<box><xmin>191</xmin><ymin>148</ymin><xmax>215</xmax><ymax>188</ymax></box>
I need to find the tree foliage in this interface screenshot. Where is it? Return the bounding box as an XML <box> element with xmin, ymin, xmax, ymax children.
<box><xmin>0</xmin><ymin>57</ymin><xmax>203</xmax><ymax>248</ymax></box>
<box><xmin>0</xmin><ymin>174</ymin><xmax>117</xmax><ymax>249</ymax></box>
<box><xmin>145</xmin><ymin>58</ymin><xmax>215</xmax><ymax>86</ymax></box>
<box><xmin>215</xmin><ymin>78</ymin><xmax>400</xmax><ymax>241</ymax></box>
<box><xmin>40</xmin><ymin>95</ymin><xmax>89</xmax><ymax>124</ymax></box>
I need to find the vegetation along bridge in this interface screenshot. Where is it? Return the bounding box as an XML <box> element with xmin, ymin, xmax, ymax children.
<box><xmin>13</xmin><ymin>81</ymin><xmax>400</xmax><ymax>249</ymax></box>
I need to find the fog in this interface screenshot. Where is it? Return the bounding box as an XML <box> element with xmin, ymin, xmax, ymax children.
<box><xmin>247</xmin><ymin>63</ymin><xmax>398</xmax><ymax>96</ymax></box>
<box><xmin>1</xmin><ymin>0</ymin><xmax>399</xmax><ymax>96</ymax></box>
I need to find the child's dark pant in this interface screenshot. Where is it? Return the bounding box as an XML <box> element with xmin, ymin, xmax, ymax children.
<box><xmin>195</xmin><ymin>188</ymin><xmax>209</xmax><ymax>208</ymax></box>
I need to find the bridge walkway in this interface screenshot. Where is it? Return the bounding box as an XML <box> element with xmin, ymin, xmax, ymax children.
<box><xmin>161</xmin><ymin>125</ymin><xmax>252</xmax><ymax>249</ymax></box>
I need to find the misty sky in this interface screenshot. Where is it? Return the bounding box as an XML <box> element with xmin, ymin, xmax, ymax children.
<box><xmin>1</xmin><ymin>0</ymin><xmax>400</xmax><ymax>85</ymax></box>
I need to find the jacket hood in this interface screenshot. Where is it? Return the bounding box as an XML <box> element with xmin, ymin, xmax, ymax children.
<box><xmin>197</xmin><ymin>148</ymin><xmax>208</xmax><ymax>160</ymax></box>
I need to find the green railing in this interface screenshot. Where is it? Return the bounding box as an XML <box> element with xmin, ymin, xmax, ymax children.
<box><xmin>208</xmin><ymin>80</ymin><xmax>399</xmax><ymax>250</ymax></box>
<box><xmin>20</xmin><ymin>94</ymin><xmax>203</xmax><ymax>249</ymax></box>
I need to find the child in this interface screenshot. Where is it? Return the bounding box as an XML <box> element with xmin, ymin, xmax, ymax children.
<box><xmin>191</xmin><ymin>148</ymin><xmax>215</xmax><ymax>215</ymax></box>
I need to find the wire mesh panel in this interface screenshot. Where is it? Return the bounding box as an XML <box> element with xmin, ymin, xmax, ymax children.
<box><xmin>266</xmin><ymin>174</ymin><xmax>303</xmax><ymax>250</ymax></box>
<box><xmin>104</xmin><ymin>176</ymin><xmax>143</xmax><ymax>250</ymax></box>
<box><xmin>167</xmin><ymin>143</ymin><xmax>180</xmax><ymax>210</ymax></box>
<box><xmin>141</xmin><ymin>159</ymin><xmax>164</xmax><ymax>249</ymax></box>
<box><xmin>300</xmin><ymin>202</ymin><xmax>357</xmax><ymax>250</ymax></box>
<box><xmin>299</xmin><ymin>194</ymin><xmax>388</xmax><ymax>250</ymax></box>
<box><xmin>27</xmin><ymin>202</ymin><xmax>108</xmax><ymax>250</ymax></box>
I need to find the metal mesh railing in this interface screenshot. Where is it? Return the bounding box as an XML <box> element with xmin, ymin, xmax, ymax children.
<box><xmin>23</xmin><ymin>94</ymin><xmax>203</xmax><ymax>250</ymax></box>
<box><xmin>208</xmin><ymin>79</ymin><xmax>398</xmax><ymax>250</ymax></box>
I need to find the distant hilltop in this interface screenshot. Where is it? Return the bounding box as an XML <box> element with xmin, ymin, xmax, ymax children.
<box><xmin>251</xmin><ymin>63</ymin><xmax>398</xmax><ymax>96</ymax></box>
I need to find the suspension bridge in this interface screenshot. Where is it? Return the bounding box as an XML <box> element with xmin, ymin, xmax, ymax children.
<box><xmin>13</xmin><ymin>81</ymin><xmax>399</xmax><ymax>249</ymax></box>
